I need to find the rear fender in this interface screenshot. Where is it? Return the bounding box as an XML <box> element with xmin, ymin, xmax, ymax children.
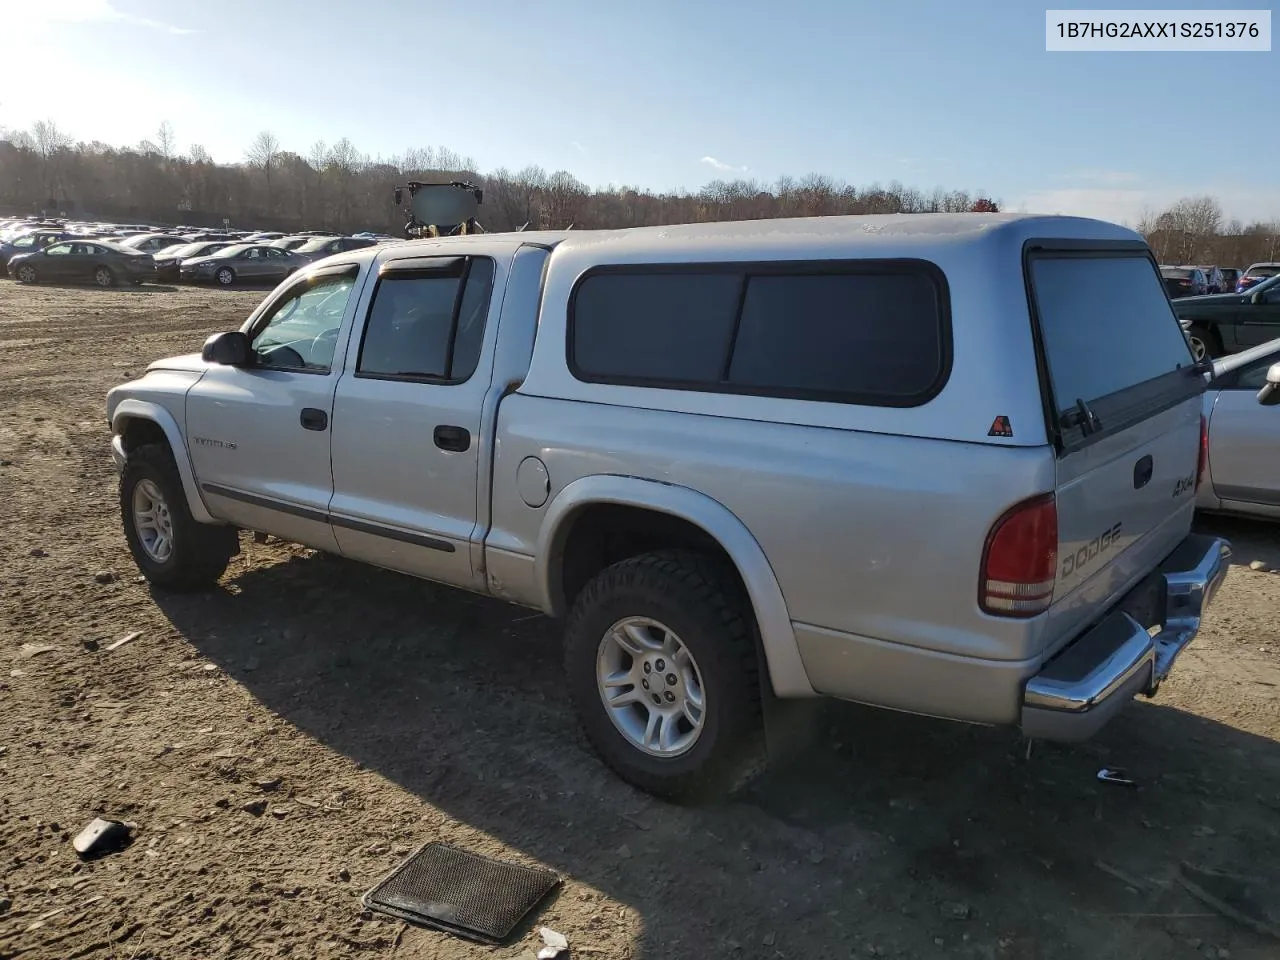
<box><xmin>535</xmin><ymin>474</ymin><xmax>816</xmax><ymax>698</ymax></box>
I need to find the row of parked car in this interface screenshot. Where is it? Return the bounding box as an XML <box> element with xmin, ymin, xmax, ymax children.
<box><xmin>1160</xmin><ymin>261</ymin><xmax>1280</xmax><ymax>298</ymax></box>
<box><xmin>0</xmin><ymin>216</ymin><xmax>400</xmax><ymax>288</ymax></box>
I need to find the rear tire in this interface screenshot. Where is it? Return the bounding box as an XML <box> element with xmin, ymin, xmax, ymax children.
<box><xmin>120</xmin><ymin>442</ymin><xmax>239</xmax><ymax>592</ymax></box>
<box><xmin>94</xmin><ymin>265</ymin><xmax>116</xmax><ymax>288</ymax></box>
<box><xmin>563</xmin><ymin>549</ymin><xmax>763</xmax><ymax>802</ymax></box>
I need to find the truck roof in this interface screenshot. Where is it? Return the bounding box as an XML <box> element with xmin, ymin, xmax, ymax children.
<box><xmin>368</xmin><ymin>213</ymin><xmax>1141</xmax><ymax>263</ymax></box>
<box><xmin>556</xmin><ymin>212</ymin><xmax>1139</xmax><ymax>251</ymax></box>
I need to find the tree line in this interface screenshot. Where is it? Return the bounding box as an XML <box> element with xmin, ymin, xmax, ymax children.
<box><xmin>1137</xmin><ymin>196</ymin><xmax>1280</xmax><ymax>269</ymax></box>
<box><xmin>0</xmin><ymin>120</ymin><xmax>1001</xmax><ymax>236</ymax></box>
<box><xmin>0</xmin><ymin>120</ymin><xmax>1275</xmax><ymax>268</ymax></box>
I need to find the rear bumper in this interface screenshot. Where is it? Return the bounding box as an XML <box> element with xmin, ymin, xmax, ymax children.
<box><xmin>1021</xmin><ymin>532</ymin><xmax>1231</xmax><ymax>741</ymax></box>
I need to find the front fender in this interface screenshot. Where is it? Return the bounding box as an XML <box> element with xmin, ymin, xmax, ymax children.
<box><xmin>110</xmin><ymin>398</ymin><xmax>216</xmax><ymax>524</ymax></box>
<box><xmin>535</xmin><ymin>474</ymin><xmax>816</xmax><ymax>698</ymax></box>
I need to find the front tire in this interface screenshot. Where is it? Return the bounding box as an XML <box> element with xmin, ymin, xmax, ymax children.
<box><xmin>120</xmin><ymin>443</ymin><xmax>239</xmax><ymax>591</ymax></box>
<box><xmin>15</xmin><ymin>264</ymin><xmax>37</xmax><ymax>284</ymax></box>
<box><xmin>564</xmin><ymin>550</ymin><xmax>762</xmax><ymax>801</ymax></box>
<box><xmin>94</xmin><ymin>265</ymin><xmax>116</xmax><ymax>288</ymax></box>
<box><xmin>215</xmin><ymin>267</ymin><xmax>236</xmax><ymax>287</ymax></box>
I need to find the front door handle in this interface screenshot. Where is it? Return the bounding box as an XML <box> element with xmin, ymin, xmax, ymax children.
<box><xmin>300</xmin><ymin>407</ymin><xmax>328</xmax><ymax>431</ymax></box>
<box><xmin>433</xmin><ymin>424</ymin><xmax>470</xmax><ymax>452</ymax></box>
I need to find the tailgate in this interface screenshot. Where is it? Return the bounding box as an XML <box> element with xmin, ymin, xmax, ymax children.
<box><xmin>1025</xmin><ymin>246</ymin><xmax>1207</xmax><ymax>653</ymax></box>
<box><xmin>1053</xmin><ymin>398</ymin><xmax>1200</xmax><ymax>606</ymax></box>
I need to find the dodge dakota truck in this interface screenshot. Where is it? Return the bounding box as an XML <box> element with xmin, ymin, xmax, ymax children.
<box><xmin>107</xmin><ymin>213</ymin><xmax>1231</xmax><ymax>799</ymax></box>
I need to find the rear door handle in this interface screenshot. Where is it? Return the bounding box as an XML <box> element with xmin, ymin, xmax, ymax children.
<box><xmin>433</xmin><ymin>425</ymin><xmax>470</xmax><ymax>452</ymax></box>
<box><xmin>299</xmin><ymin>407</ymin><xmax>328</xmax><ymax>431</ymax></box>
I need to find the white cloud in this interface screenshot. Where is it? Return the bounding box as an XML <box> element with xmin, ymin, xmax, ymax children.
<box><xmin>700</xmin><ymin>155</ymin><xmax>748</xmax><ymax>174</ymax></box>
<box><xmin>12</xmin><ymin>0</ymin><xmax>195</xmax><ymax>35</ymax></box>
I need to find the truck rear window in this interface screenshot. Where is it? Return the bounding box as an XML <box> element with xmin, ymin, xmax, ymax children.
<box><xmin>568</xmin><ymin>261</ymin><xmax>949</xmax><ymax>406</ymax></box>
<box><xmin>1029</xmin><ymin>253</ymin><xmax>1197</xmax><ymax>424</ymax></box>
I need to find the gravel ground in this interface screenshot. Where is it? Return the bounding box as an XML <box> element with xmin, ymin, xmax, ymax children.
<box><xmin>2</xmin><ymin>279</ymin><xmax>1280</xmax><ymax>960</ymax></box>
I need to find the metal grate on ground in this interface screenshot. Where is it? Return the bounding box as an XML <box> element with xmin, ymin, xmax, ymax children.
<box><xmin>362</xmin><ymin>841</ymin><xmax>562</xmax><ymax>944</ymax></box>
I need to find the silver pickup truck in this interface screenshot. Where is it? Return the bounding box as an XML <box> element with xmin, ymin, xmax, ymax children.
<box><xmin>106</xmin><ymin>214</ymin><xmax>1231</xmax><ymax>800</ymax></box>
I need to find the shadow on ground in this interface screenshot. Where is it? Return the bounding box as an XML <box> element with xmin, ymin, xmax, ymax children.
<box><xmin>6</xmin><ymin>280</ymin><xmax>181</xmax><ymax>293</ymax></box>
<box><xmin>151</xmin><ymin>516</ymin><xmax>1280</xmax><ymax>959</ymax></box>
<box><xmin>1195</xmin><ymin>512</ymin><xmax>1280</xmax><ymax>569</ymax></box>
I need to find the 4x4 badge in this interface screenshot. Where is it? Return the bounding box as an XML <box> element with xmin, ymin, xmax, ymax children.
<box><xmin>987</xmin><ymin>416</ymin><xmax>1013</xmax><ymax>438</ymax></box>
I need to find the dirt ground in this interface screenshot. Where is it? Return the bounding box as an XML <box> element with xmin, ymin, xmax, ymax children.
<box><xmin>2</xmin><ymin>278</ymin><xmax>1280</xmax><ymax>960</ymax></box>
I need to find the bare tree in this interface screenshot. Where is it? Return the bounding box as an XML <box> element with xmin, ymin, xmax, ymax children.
<box><xmin>308</xmin><ymin>139</ymin><xmax>328</xmax><ymax>172</ymax></box>
<box><xmin>304</xmin><ymin>139</ymin><xmax>329</xmax><ymax>223</ymax></box>
<box><xmin>156</xmin><ymin>121</ymin><xmax>176</xmax><ymax>161</ymax></box>
<box><xmin>245</xmin><ymin>130</ymin><xmax>281</xmax><ymax>184</ymax></box>
<box><xmin>326</xmin><ymin>138</ymin><xmax>361</xmax><ymax>222</ymax></box>
<box><xmin>30</xmin><ymin>119</ymin><xmax>71</xmax><ymax>159</ymax></box>
<box><xmin>189</xmin><ymin>144</ymin><xmax>212</xmax><ymax>164</ymax></box>
<box><xmin>28</xmin><ymin>119</ymin><xmax>72</xmax><ymax>199</ymax></box>
<box><xmin>326</xmin><ymin>138</ymin><xmax>360</xmax><ymax>175</ymax></box>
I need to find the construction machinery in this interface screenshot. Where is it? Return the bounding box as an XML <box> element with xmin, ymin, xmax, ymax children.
<box><xmin>393</xmin><ymin>180</ymin><xmax>485</xmax><ymax>239</ymax></box>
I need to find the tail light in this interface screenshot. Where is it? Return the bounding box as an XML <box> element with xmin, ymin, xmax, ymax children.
<box><xmin>1196</xmin><ymin>414</ymin><xmax>1208</xmax><ymax>491</ymax></box>
<box><xmin>980</xmin><ymin>494</ymin><xmax>1058</xmax><ymax>618</ymax></box>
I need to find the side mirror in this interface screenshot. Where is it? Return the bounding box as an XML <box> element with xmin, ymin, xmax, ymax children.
<box><xmin>1257</xmin><ymin>363</ymin><xmax>1280</xmax><ymax>407</ymax></box>
<box><xmin>201</xmin><ymin>331</ymin><xmax>251</xmax><ymax>366</ymax></box>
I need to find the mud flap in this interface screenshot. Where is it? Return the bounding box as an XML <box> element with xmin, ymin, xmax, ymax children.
<box><xmin>729</xmin><ymin>631</ymin><xmax>823</xmax><ymax>794</ymax></box>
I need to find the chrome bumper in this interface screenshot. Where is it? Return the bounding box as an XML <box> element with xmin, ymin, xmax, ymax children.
<box><xmin>1021</xmin><ymin>533</ymin><xmax>1231</xmax><ymax>741</ymax></box>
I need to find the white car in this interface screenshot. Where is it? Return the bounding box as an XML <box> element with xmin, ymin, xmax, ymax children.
<box><xmin>1197</xmin><ymin>336</ymin><xmax>1280</xmax><ymax>520</ymax></box>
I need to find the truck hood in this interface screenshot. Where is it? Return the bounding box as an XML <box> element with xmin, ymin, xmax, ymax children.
<box><xmin>146</xmin><ymin>352</ymin><xmax>210</xmax><ymax>374</ymax></box>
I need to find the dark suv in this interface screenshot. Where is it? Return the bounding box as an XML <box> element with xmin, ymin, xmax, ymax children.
<box><xmin>0</xmin><ymin>229</ymin><xmax>72</xmax><ymax>268</ymax></box>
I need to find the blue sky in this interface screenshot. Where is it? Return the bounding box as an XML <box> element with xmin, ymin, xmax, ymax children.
<box><xmin>4</xmin><ymin>0</ymin><xmax>1277</xmax><ymax>225</ymax></box>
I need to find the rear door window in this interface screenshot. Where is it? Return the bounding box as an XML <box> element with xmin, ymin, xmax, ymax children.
<box><xmin>1028</xmin><ymin>253</ymin><xmax>1202</xmax><ymax>443</ymax></box>
<box><xmin>356</xmin><ymin>257</ymin><xmax>495</xmax><ymax>383</ymax></box>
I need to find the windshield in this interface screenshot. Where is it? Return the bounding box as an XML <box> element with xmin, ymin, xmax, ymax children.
<box><xmin>1160</xmin><ymin>267</ymin><xmax>1193</xmax><ymax>279</ymax></box>
<box><xmin>1246</xmin><ymin>265</ymin><xmax>1280</xmax><ymax>278</ymax></box>
<box><xmin>296</xmin><ymin>238</ymin><xmax>337</xmax><ymax>253</ymax></box>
